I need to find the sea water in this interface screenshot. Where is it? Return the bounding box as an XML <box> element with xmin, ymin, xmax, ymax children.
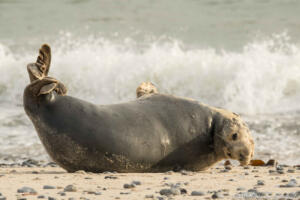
<box><xmin>0</xmin><ymin>0</ymin><xmax>299</xmax><ymax>165</ymax></box>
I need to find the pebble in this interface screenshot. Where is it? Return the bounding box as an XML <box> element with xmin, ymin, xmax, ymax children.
<box><xmin>280</xmin><ymin>179</ymin><xmax>297</xmax><ymax>187</ymax></box>
<box><xmin>58</xmin><ymin>192</ymin><xmax>66</xmax><ymax>196</ymax></box>
<box><xmin>225</xmin><ymin>166</ymin><xmax>232</xmax><ymax>170</ymax></box>
<box><xmin>145</xmin><ymin>194</ymin><xmax>154</xmax><ymax>198</ymax></box>
<box><xmin>180</xmin><ymin>188</ymin><xmax>187</xmax><ymax>194</ymax></box>
<box><xmin>236</xmin><ymin>187</ymin><xmax>246</xmax><ymax>191</ymax></box>
<box><xmin>159</xmin><ymin>188</ymin><xmax>180</xmax><ymax>196</ymax></box>
<box><xmin>132</xmin><ymin>180</ymin><xmax>141</xmax><ymax>185</ymax></box>
<box><xmin>212</xmin><ymin>192</ymin><xmax>223</xmax><ymax>199</ymax></box>
<box><xmin>104</xmin><ymin>175</ymin><xmax>118</xmax><ymax>179</ymax></box>
<box><xmin>244</xmin><ymin>172</ymin><xmax>249</xmax><ymax>175</ymax></box>
<box><xmin>0</xmin><ymin>197</ymin><xmax>6</xmax><ymax>200</ymax></box>
<box><xmin>257</xmin><ymin>180</ymin><xmax>265</xmax><ymax>186</ymax></box>
<box><xmin>43</xmin><ymin>185</ymin><xmax>56</xmax><ymax>189</ymax></box>
<box><xmin>17</xmin><ymin>186</ymin><xmax>37</xmax><ymax>194</ymax></box>
<box><xmin>64</xmin><ymin>185</ymin><xmax>77</xmax><ymax>192</ymax></box>
<box><xmin>123</xmin><ymin>183</ymin><xmax>135</xmax><ymax>189</ymax></box>
<box><xmin>37</xmin><ymin>195</ymin><xmax>45</xmax><ymax>199</ymax></box>
<box><xmin>191</xmin><ymin>191</ymin><xmax>205</xmax><ymax>196</ymax></box>
<box><xmin>120</xmin><ymin>192</ymin><xmax>130</xmax><ymax>195</ymax></box>
<box><xmin>287</xmin><ymin>169</ymin><xmax>295</xmax><ymax>173</ymax></box>
<box><xmin>48</xmin><ymin>197</ymin><xmax>56</xmax><ymax>200</ymax></box>
<box><xmin>180</xmin><ymin>170</ymin><xmax>192</xmax><ymax>175</ymax></box>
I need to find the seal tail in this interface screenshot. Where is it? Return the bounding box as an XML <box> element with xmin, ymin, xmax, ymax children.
<box><xmin>136</xmin><ymin>82</ymin><xmax>158</xmax><ymax>98</ymax></box>
<box><xmin>27</xmin><ymin>44</ymin><xmax>51</xmax><ymax>82</ymax></box>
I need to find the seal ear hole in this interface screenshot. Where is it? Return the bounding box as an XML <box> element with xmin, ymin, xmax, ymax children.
<box><xmin>232</xmin><ymin>133</ymin><xmax>238</xmax><ymax>141</ymax></box>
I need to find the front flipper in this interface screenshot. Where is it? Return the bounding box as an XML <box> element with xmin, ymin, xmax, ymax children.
<box><xmin>27</xmin><ymin>44</ymin><xmax>51</xmax><ymax>82</ymax></box>
<box><xmin>136</xmin><ymin>82</ymin><xmax>158</xmax><ymax>98</ymax></box>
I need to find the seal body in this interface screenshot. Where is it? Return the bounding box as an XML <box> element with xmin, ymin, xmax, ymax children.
<box><xmin>24</xmin><ymin>44</ymin><xmax>254</xmax><ymax>173</ymax></box>
<box><xmin>24</xmin><ymin>90</ymin><xmax>222</xmax><ymax>172</ymax></box>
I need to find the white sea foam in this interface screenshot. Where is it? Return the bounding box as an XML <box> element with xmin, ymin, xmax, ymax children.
<box><xmin>1</xmin><ymin>33</ymin><xmax>300</xmax><ymax>114</ymax></box>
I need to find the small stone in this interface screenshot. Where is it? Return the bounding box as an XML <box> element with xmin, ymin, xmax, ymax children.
<box><xmin>180</xmin><ymin>188</ymin><xmax>187</xmax><ymax>194</ymax></box>
<box><xmin>37</xmin><ymin>195</ymin><xmax>45</xmax><ymax>199</ymax></box>
<box><xmin>248</xmin><ymin>189</ymin><xmax>257</xmax><ymax>193</ymax></box>
<box><xmin>191</xmin><ymin>191</ymin><xmax>205</xmax><ymax>196</ymax></box>
<box><xmin>257</xmin><ymin>180</ymin><xmax>265</xmax><ymax>186</ymax></box>
<box><xmin>104</xmin><ymin>176</ymin><xmax>118</xmax><ymax>179</ymax></box>
<box><xmin>237</xmin><ymin>187</ymin><xmax>245</xmax><ymax>191</ymax></box>
<box><xmin>43</xmin><ymin>185</ymin><xmax>56</xmax><ymax>189</ymax></box>
<box><xmin>266</xmin><ymin>159</ymin><xmax>277</xmax><ymax>166</ymax></box>
<box><xmin>243</xmin><ymin>166</ymin><xmax>250</xmax><ymax>169</ymax></box>
<box><xmin>180</xmin><ymin>170</ymin><xmax>192</xmax><ymax>175</ymax></box>
<box><xmin>64</xmin><ymin>185</ymin><xmax>77</xmax><ymax>192</ymax></box>
<box><xmin>0</xmin><ymin>197</ymin><xmax>6</xmax><ymax>200</ymax></box>
<box><xmin>212</xmin><ymin>192</ymin><xmax>223</xmax><ymax>199</ymax></box>
<box><xmin>132</xmin><ymin>180</ymin><xmax>141</xmax><ymax>185</ymax></box>
<box><xmin>17</xmin><ymin>187</ymin><xmax>37</xmax><ymax>194</ymax></box>
<box><xmin>269</xmin><ymin>170</ymin><xmax>276</xmax><ymax>173</ymax></box>
<box><xmin>58</xmin><ymin>192</ymin><xmax>66</xmax><ymax>196</ymax></box>
<box><xmin>282</xmin><ymin>179</ymin><xmax>288</xmax><ymax>182</ymax></box>
<box><xmin>287</xmin><ymin>169</ymin><xmax>295</xmax><ymax>173</ymax></box>
<box><xmin>123</xmin><ymin>183</ymin><xmax>135</xmax><ymax>189</ymax></box>
<box><xmin>224</xmin><ymin>160</ymin><xmax>231</xmax><ymax>166</ymax></box>
<box><xmin>48</xmin><ymin>197</ymin><xmax>56</xmax><ymax>200</ymax></box>
<box><xmin>244</xmin><ymin>172</ymin><xmax>249</xmax><ymax>175</ymax></box>
<box><xmin>120</xmin><ymin>192</ymin><xmax>130</xmax><ymax>195</ymax></box>
<box><xmin>159</xmin><ymin>188</ymin><xmax>180</xmax><ymax>196</ymax></box>
<box><xmin>228</xmin><ymin>179</ymin><xmax>234</xmax><ymax>181</ymax></box>
<box><xmin>145</xmin><ymin>194</ymin><xmax>154</xmax><ymax>198</ymax></box>
<box><xmin>225</xmin><ymin>165</ymin><xmax>232</xmax><ymax>170</ymax></box>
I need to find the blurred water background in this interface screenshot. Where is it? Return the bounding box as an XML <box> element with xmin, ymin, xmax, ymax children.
<box><xmin>0</xmin><ymin>0</ymin><xmax>300</xmax><ymax>165</ymax></box>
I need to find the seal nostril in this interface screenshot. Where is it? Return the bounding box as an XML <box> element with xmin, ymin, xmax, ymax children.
<box><xmin>239</xmin><ymin>153</ymin><xmax>244</xmax><ymax>161</ymax></box>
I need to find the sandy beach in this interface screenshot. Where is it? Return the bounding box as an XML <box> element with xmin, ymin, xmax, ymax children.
<box><xmin>0</xmin><ymin>162</ymin><xmax>299</xmax><ymax>200</ymax></box>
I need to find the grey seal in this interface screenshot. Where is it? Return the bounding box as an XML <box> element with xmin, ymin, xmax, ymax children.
<box><xmin>24</xmin><ymin>44</ymin><xmax>254</xmax><ymax>172</ymax></box>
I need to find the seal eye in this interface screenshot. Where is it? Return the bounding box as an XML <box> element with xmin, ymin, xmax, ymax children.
<box><xmin>232</xmin><ymin>133</ymin><xmax>238</xmax><ymax>141</ymax></box>
<box><xmin>227</xmin><ymin>152</ymin><xmax>232</xmax><ymax>158</ymax></box>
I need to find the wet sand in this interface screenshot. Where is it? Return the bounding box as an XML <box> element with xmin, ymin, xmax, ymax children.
<box><xmin>0</xmin><ymin>164</ymin><xmax>299</xmax><ymax>200</ymax></box>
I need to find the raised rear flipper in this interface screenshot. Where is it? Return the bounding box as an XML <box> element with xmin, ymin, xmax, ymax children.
<box><xmin>27</xmin><ymin>44</ymin><xmax>51</xmax><ymax>82</ymax></box>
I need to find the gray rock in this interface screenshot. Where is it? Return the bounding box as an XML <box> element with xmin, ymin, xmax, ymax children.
<box><xmin>43</xmin><ymin>185</ymin><xmax>56</xmax><ymax>189</ymax></box>
<box><xmin>280</xmin><ymin>179</ymin><xmax>297</xmax><ymax>187</ymax></box>
<box><xmin>145</xmin><ymin>194</ymin><xmax>154</xmax><ymax>198</ymax></box>
<box><xmin>48</xmin><ymin>197</ymin><xmax>56</xmax><ymax>200</ymax></box>
<box><xmin>287</xmin><ymin>169</ymin><xmax>295</xmax><ymax>173</ymax></box>
<box><xmin>37</xmin><ymin>195</ymin><xmax>45</xmax><ymax>199</ymax></box>
<box><xmin>104</xmin><ymin>175</ymin><xmax>118</xmax><ymax>179</ymax></box>
<box><xmin>0</xmin><ymin>196</ymin><xmax>6</xmax><ymax>200</ymax></box>
<box><xmin>237</xmin><ymin>187</ymin><xmax>246</xmax><ymax>191</ymax></box>
<box><xmin>244</xmin><ymin>172</ymin><xmax>249</xmax><ymax>175</ymax></box>
<box><xmin>132</xmin><ymin>180</ymin><xmax>141</xmax><ymax>185</ymax></box>
<box><xmin>180</xmin><ymin>188</ymin><xmax>187</xmax><ymax>194</ymax></box>
<box><xmin>120</xmin><ymin>192</ymin><xmax>130</xmax><ymax>195</ymax></box>
<box><xmin>191</xmin><ymin>191</ymin><xmax>205</xmax><ymax>196</ymax></box>
<box><xmin>64</xmin><ymin>185</ymin><xmax>77</xmax><ymax>192</ymax></box>
<box><xmin>257</xmin><ymin>180</ymin><xmax>265</xmax><ymax>185</ymax></box>
<box><xmin>17</xmin><ymin>187</ymin><xmax>37</xmax><ymax>194</ymax></box>
<box><xmin>212</xmin><ymin>192</ymin><xmax>223</xmax><ymax>199</ymax></box>
<box><xmin>159</xmin><ymin>188</ymin><xmax>180</xmax><ymax>196</ymax></box>
<box><xmin>58</xmin><ymin>192</ymin><xmax>66</xmax><ymax>196</ymax></box>
<box><xmin>94</xmin><ymin>192</ymin><xmax>101</xmax><ymax>195</ymax></box>
<box><xmin>123</xmin><ymin>183</ymin><xmax>135</xmax><ymax>189</ymax></box>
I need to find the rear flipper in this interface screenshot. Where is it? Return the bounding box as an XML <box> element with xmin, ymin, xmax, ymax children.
<box><xmin>26</xmin><ymin>44</ymin><xmax>67</xmax><ymax>96</ymax></box>
<box><xmin>27</xmin><ymin>44</ymin><xmax>51</xmax><ymax>82</ymax></box>
<box><xmin>136</xmin><ymin>82</ymin><xmax>158</xmax><ymax>98</ymax></box>
<box><xmin>28</xmin><ymin>77</ymin><xmax>67</xmax><ymax>97</ymax></box>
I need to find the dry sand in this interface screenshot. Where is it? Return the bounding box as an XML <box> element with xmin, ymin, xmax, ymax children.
<box><xmin>0</xmin><ymin>164</ymin><xmax>299</xmax><ymax>200</ymax></box>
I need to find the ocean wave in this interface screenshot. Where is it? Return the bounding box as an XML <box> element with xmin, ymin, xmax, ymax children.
<box><xmin>0</xmin><ymin>33</ymin><xmax>300</xmax><ymax>115</ymax></box>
